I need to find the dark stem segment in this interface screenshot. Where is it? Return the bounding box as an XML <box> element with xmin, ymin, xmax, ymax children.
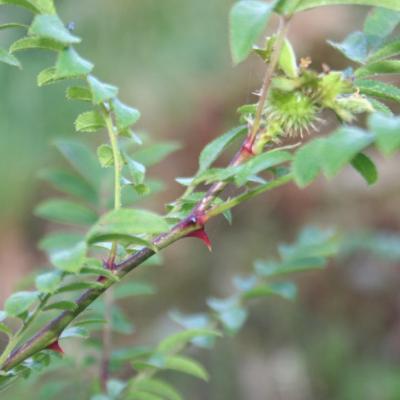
<box><xmin>1</xmin><ymin>220</ymin><xmax>199</xmax><ymax>371</ymax></box>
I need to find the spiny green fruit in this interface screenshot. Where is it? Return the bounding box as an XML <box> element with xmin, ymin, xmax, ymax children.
<box><xmin>266</xmin><ymin>89</ymin><xmax>319</xmax><ymax>137</ymax></box>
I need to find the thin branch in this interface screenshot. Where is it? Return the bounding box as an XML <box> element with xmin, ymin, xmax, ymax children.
<box><xmin>0</xmin><ymin>17</ymin><xmax>293</xmax><ymax>373</ymax></box>
<box><xmin>194</xmin><ymin>16</ymin><xmax>291</xmax><ymax>216</ymax></box>
<box><xmin>248</xmin><ymin>16</ymin><xmax>291</xmax><ymax>143</ymax></box>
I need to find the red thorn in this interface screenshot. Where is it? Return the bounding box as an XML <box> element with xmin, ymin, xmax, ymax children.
<box><xmin>187</xmin><ymin>228</ymin><xmax>212</xmax><ymax>252</ymax></box>
<box><xmin>97</xmin><ymin>259</ymin><xmax>115</xmax><ymax>282</ymax></box>
<box><xmin>242</xmin><ymin>136</ymin><xmax>255</xmax><ymax>156</ymax></box>
<box><xmin>47</xmin><ymin>340</ymin><xmax>64</xmax><ymax>355</ymax></box>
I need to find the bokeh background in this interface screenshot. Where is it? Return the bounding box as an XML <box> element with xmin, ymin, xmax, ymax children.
<box><xmin>1</xmin><ymin>1</ymin><xmax>400</xmax><ymax>399</ymax></box>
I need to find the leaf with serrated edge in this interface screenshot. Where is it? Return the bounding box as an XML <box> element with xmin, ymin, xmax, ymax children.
<box><xmin>5</xmin><ymin>291</ymin><xmax>39</xmax><ymax>317</ymax></box>
<box><xmin>230</xmin><ymin>0</ymin><xmax>274</xmax><ymax>64</ymax></box>
<box><xmin>29</xmin><ymin>14</ymin><xmax>80</xmax><ymax>45</ymax></box>
<box><xmin>87</xmin><ymin>75</ymin><xmax>118</xmax><ymax>105</ymax></box>
<box><xmin>351</xmin><ymin>152</ymin><xmax>378</xmax><ymax>185</ymax></box>
<box><xmin>198</xmin><ymin>126</ymin><xmax>246</xmax><ymax>174</ymax></box>
<box><xmin>158</xmin><ymin>329</ymin><xmax>221</xmax><ymax>354</ymax></box>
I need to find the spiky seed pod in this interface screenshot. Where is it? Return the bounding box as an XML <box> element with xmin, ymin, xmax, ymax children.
<box><xmin>265</xmin><ymin>89</ymin><xmax>320</xmax><ymax>138</ymax></box>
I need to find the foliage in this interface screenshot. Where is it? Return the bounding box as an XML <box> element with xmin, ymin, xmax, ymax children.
<box><xmin>0</xmin><ymin>0</ymin><xmax>399</xmax><ymax>398</ymax></box>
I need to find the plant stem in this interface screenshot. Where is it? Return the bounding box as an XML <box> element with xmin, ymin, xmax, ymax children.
<box><xmin>0</xmin><ymin>18</ymin><xmax>292</xmax><ymax>373</ymax></box>
<box><xmin>0</xmin><ymin>293</ymin><xmax>50</xmax><ymax>366</ymax></box>
<box><xmin>101</xmin><ymin>108</ymin><xmax>122</xmax><ymax>386</ymax></box>
<box><xmin>0</xmin><ymin>220</ymin><xmax>198</xmax><ymax>371</ymax></box>
<box><xmin>205</xmin><ymin>173</ymin><xmax>293</xmax><ymax>219</ymax></box>
<box><xmin>103</xmin><ymin>109</ymin><xmax>122</xmax><ymax>263</ymax></box>
<box><xmin>248</xmin><ymin>16</ymin><xmax>291</xmax><ymax>144</ymax></box>
<box><xmin>194</xmin><ymin>17</ymin><xmax>291</xmax><ymax>216</ymax></box>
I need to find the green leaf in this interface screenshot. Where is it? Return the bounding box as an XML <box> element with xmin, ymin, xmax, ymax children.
<box><xmin>10</xmin><ymin>37</ymin><xmax>64</xmax><ymax>53</ymax></box>
<box><xmin>219</xmin><ymin>307</ymin><xmax>248</xmax><ymax>334</ymax></box>
<box><xmin>74</xmin><ymin>111</ymin><xmax>106</xmax><ymax>133</ymax></box>
<box><xmin>66</xmin><ymin>86</ymin><xmax>92</xmax><ymax>102</ymax></box>
<box><xmin>54</xmin><ymin>139</ymin><xmax>102</xmax><ymax>189</ymax></box>
<box><xmin>243</xmin><ymin>282</ymin><xmax>297</xmax><ymax>300</ymax></box>
<box><xmin>350</xmin><ymin>152</ymin><xmax>378</xmax><ymax>185</ymax></box>
<box><xmin>368</xmin><ymin>38</ymin><xmax>400</xmax><ymax>63</ymax></box>
<box><xmin>5</xmin><ymin>291</ymin><xmax>39</xmax><ymax>317</ymax></box>
<box><xmin>87</xmin><ymin>76</ymin><xmax>118</xmax><ymax>105</ymax></box>
<box><xmin>292</xmin><ymin>138</ymin><xmax>325</xmax><ymax>187</ymax></box>
<box><xmin>0</xmin><ymin>23</ymin><xmax>27</xmax><ymax>31</ymax></box>
<box><xmin>198</xmin><ymin>126</ymin><xmax>246</xmax><ymax>174</ymax></box>
<box><xmin>37</xmin><ymin>67</ymin><xmax>63</xmax><ymax>87</ymax></box>
<box><xmin>192</xmin><ymin>165</ymin><xmax>241</xmax><ymax>186</ymax></box>
<box><xmin>169</xmin><ymin>310</ymin><xmax>212</xmax><ymax>332</ymax></box>
<box><xmin>91</xmin><ymin>395</ymin><xmax>110</xmax><ymax>400</ymax></box>
<box><xmin>129</xmin><ymin>392</ymin><xmax>162</xmax><ymax>400</ymax></box>
<box><xmin>106</xmin><ymin>379</ymin><xmax>126</xmax><ymax>398</ymax></box>
<box><xmin>80</xmin><ymin>259</ymin><xmax>120</xmax><ymax>282</ymax></box>
<box><xmin>29</xmin><ymin>15</ymin><xmax>80</xmax><ymax>45</ymax></box>
<box><xmin>366</xmin><ymin>97</ymin><xmax>393</xmax><ymax>115</ymax></box>
<box><xmin>273</xmin><ymin>0</ymin><xmax>302</xmax><ymax>14</ymax></box>
<box><xmin>131</xmin><ymin>379</ymin><xmax>182</xmax><ymax>400</ymax></box>
<box><xmin>328</xmin><ymin>32</ymin><xmax>369</xmax><ymax>64</ymax></box>
<box><xmin>356</xmin><ymin>60</ymin><xmax>400</xmax><ymax>78</ymax></box>
<box><xmin>320</xmin><ymin>127</ymin><xmax>374</xmax><ymax>178</ymax></box>
<box><xmin>111</xmin><ymin>346</ymin><xmax>152</xmax><ymax>363</ymax></box>
<box><xmin>35</xmin><ymin>271</ymin><xmax>62</xmax><ymax>294</ymax></box>
<box><xmin>38</xmin><ymin>168</ymin><xmax>98</xmax><ymax>204</ymax></box>
<box><xmin>43</xmin><ymin>301</ymin><xmax>77</xmax><ymax>311</ymax></box>
<box><xmin>111</xmin><ymin>306</ymin><xmax>134</xmax><ymax>334</ymax></box>
<box><xmin>230</xmin><ymin>0</ymin><xmax>275</xmax><ymax>64</ymax></box>
<box><xmin>30</xmin><ymin>0</ymin><xmax>56</xmax><ymax>13</ymax></box>
<box><xmin>255</xmin><ymin>257</ymin><xmax>326</xmax><ymax>277</ymax></box>
<box><xmin>279</xmin><ymin>38</ymin><xmax>298</xmax><ymax>77</ymax></box>
<box><xmin>39</xmin><ymin>232</ymin><xmax>84</xmax><ymax>252</ymax></box>
<box><xmin>55</xmin><ymin>47</ymin><xmax>94</xmax><ymax>79</ymax></box>
<box><xmin>113</xmin><ymin>282</ymin><xmax>156</xmax><ymax>299</ymax></box>
<box><xmin>206</xmin><ymin>296</ymin><xmax>248</xmax><ymax>334</ymax></box>
<box><xmin>364</xmin><ymin>7</ymin><xmax>400</xmax><ymax>46</ymax></box>
<box><xmin>356</xmin><ymin>79</ymin><xmax>400</xmax><ymax>103</ymax></box>
<box><xmin>112</xmin><ymin>99</ymin><xmax>141</xmax><ymax>130</ymax></box>
<box><xmin>279</xmin><ymin>226</ymin><xmax>339</xmax><ymax>261</ymax></box>
<box><xmin>164</xmin><ymin>355</ymin><xmax>209</xmax><ymax>381</ymax></box>
<box><xmin>60</xmin><ymin>326</ymin><xmax>89</xmax><ymax>339</ymax></box>
<box><xmin>0</xmin><ymin>322</ymin><xmax>12</xmax><ymax>337</ymax></box>
<box><xmin>50</xmin><ymin>241</ymin><xmax>87</xmax><ymax>273</ymax></box>
<box><xmin>74</xmin><ymin>316</ymin><xmax>107</xmax><ymax>326</ymax></box>
<box><xmin>87</xmin><ymin>208</ymin><xmax>168</xmax><ymax>244</ymax></box>
<box><xmin>132</xmin><ymin>142</ymin><xmax>181</xmax><ymax>167</ymax></box>
<box><xmin>368</xmin><ymin>112</ymin><xmax>400</xmax><ymax>155</ymax></box>
<box><xmin>235</xmin><ymin>150</ymin><xmax>292</xmax><ymax>186</ymax></box>
<box><xmin>127</xmin><ymin>157</ymin><xmax>146</xmax><ymax>187</ymax></box>
<box><xmin>97</xmin><ymin>144</ymin><xmax>114</xmax><ymax>167</ymax></box>
<box><xmin>0</xmin><ymin>47</ymin><xmax>21</xmax><ymax>68</ymax></box>
<box><xmin>157</xmin><ymin>329</ymin><xmax>221</xmax><ymax>354</ymax></box>
<box><xmin>293</xmin><ymin>0</ymin><xmax>400</xmax><ymax>13</ymax></box>
<box><xmin>0</xmin><ymin>0</ymin><xmax>39</xmax><ymax>12</ymax></box>
<box><xmin>57</xmin><ymin>281</ymin><xmax>103</xmax><ymax>293</ymax></box>
<box><xmin>293</xmin><ymin>127</ymin><xmax>374</xmax><ymax>185</ymax></box>
<box><xmin>34</xmin><ymin>199</ymin><xmax>98</xmax><ymax>225</ymax></box>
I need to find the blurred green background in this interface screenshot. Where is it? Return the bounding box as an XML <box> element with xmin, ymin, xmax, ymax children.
<box><xmin>1</xmin><ymin>1</ymin><xmax>400</xmax><ymax>399</ymax></box>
